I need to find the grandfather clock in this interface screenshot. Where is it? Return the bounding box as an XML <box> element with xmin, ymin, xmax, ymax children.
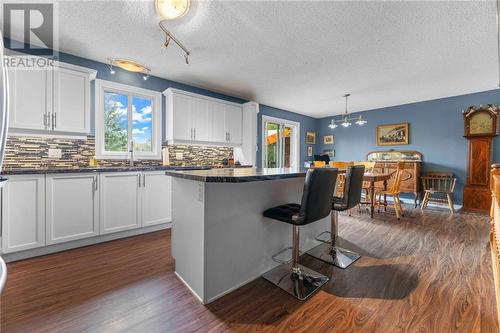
<box><xmin>463</xmin><ymin>105</ymin><xmax>499</xmax><ymax>212</ymax></box>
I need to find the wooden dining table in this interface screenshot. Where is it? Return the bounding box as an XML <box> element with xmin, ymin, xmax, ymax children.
<box><xmin>362</xmin><ymin>172</ymin><xmax>392</xmax><ymax>218</ymax></box>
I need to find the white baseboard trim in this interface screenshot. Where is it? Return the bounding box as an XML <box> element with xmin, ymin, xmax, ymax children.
<box><xmin>3</xmin><ymin>222</ymin><xmax>171</xmax><ymax>263</ymax></box>
<box><xmin>174</xmin><ymin>271</ymin><xmax>204</xmax><ymax>304</ymax></box>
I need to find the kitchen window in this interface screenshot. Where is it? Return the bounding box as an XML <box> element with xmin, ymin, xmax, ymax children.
<box><xmin>95</xmin><ymin>80</ymin><xmax>162</xmax><ymax>159</ymax></box>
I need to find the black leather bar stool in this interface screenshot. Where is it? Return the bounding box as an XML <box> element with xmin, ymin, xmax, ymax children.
<box><xmin>262</xmin><ymin>168</ymin><xmax>338</xmax><ymax>300</ymax></box>
<box><xmin>307</xmin><ymin>165</ymin><xmax>365</xmax><ymax>269</ymax></box>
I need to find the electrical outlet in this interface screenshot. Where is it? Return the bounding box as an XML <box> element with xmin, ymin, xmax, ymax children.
<box><xmin>176</xmin><ymin>152</ymin><xmax>183</xmax><ymax>160</ymax></box>
<box><xmin>48</xmin><ymin>148</ymin><xmax>62</xmax><ymax>158</ymax></box>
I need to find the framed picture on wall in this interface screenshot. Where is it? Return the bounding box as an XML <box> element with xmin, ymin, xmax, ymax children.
<box><xmin>306</xmin><ymin>131</ymin><xmax>316</xmax><ymax>144</ymax></box>
<box><xmin>307</xmin><ymin>146</ymin><xmax>313</xmax><ymax>157</ymax></box>
<box><xmin>376</xmin><ymin>123</ymin><xmax>409</xmax><ymax>146</ymax></box>
<box><xmin>323</xmin><ymin>135</ymin><xmax>334</xmax><ymax>144</ymax></box>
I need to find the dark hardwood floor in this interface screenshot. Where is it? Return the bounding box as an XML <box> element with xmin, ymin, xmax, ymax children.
<box><xmin>1</xmin><ymin>206</ymin><xmax>498</xmax><ymax>332</ymax></box>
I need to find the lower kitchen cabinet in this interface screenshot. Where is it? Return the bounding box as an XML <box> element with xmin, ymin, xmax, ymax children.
<box><xmin>2</xmin><ymin>175</ymin><xmax>45</xmax><ymax>253</ymax></box>
<box><xmin>142</xmin><ymin>172</ymin><xmax>172</xmax><ymax>226</ymax></box>
<box><xmin>46</xmin><ymin>174</ymin><xmax>99</xmax><ymax>245</ymax></box>
<box><xmin>99</xmin><ymin>172</ymin><xmax>142</xmax><ymax>234</ymax></box>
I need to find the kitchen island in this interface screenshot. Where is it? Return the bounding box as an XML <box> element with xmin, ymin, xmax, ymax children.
<box><xmin>165</xmin><ymin>168</ymin><xmax>330</xmax><ymax>304</ymax></box>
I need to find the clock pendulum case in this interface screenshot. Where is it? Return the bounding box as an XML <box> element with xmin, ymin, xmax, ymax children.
<box><xmin>462</xmin><ymin>105</ymin><xmax>499</xmax><ymax>212</ymax></box>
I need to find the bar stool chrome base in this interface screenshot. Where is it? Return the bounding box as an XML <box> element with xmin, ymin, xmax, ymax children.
<box><xmin>307</xmin><ymin>242</ymin><xmax>360</xmax><ymax>269</ymax></box>
<box><xmin>262</xmin><ymin>262</ymin><xmax>329</xmax><ymax>301</ymax></box>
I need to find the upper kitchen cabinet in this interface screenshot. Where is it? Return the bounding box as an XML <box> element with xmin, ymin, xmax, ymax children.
<box><xmin>52</xmin><ymin>63</ymin><xmax>95</xmax><ymax>133</ymax></box>
<box><xmin>164</xmin><ymin>88</ymin><xmax>242</xmax><ymax>146</ymax></box>
<box><xmin>8</xmin><ymin>58</ymin><xmax>96</xmax><ymax>135</ymax></box>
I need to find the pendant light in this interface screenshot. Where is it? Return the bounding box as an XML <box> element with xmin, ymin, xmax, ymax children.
<box><xmin>328</xmin><ymin>94</ymin><xmax>367</xmax><ymax>129</ymax></box>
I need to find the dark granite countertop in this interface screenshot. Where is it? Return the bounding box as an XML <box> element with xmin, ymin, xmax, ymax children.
<box><xmin>165</xmin><ymin>168</ymin><xmax>308</xmax><ymax>183</ymax></box>
<box><xmin>1</xmin><ymin>165</ymin><xmax>252</xmax><ymax>175</ymax></box>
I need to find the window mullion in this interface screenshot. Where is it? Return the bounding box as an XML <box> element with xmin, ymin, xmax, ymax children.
<box><xmin>128</xmin><ymin>95</ymin><xmax>132</xmax><ymax>148</ymax></box>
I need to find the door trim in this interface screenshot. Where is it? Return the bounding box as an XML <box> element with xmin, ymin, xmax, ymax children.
<box><xmin>261</xmin><ymin>115</ymin><xmax>300</xmax><ymax>169</ymax></box>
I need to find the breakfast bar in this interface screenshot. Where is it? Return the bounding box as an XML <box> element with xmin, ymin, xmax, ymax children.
<box><xmin>165</xmin><ymin>168</ymin><xmax>330</xmax><ymax>304</ymax></box>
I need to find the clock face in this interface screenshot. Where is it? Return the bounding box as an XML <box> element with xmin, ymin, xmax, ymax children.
<box><xmin>469</xmin><ymin>112</ymin><xmax>494</xmax><ymax>135</ymax></box>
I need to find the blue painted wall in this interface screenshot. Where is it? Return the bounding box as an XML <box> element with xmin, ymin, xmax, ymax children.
<box><xmin>317</xmin><ymin>89</ymin><xmax>500</xmax><ymax>204</ymax></box>
<box><xmin>6</xmin><ymin>38</ymin><xmax>318</xmax><ymax>161</ymax></box>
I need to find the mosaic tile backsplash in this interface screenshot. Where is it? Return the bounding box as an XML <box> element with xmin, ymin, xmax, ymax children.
<box><xmin>2</xmin><ymin>135</ymin><xmax>234</xmax><ymax>170</ymax></box>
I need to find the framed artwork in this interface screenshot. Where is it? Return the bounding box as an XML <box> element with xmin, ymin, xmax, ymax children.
<box><xmin>323</xmin><ymin>149</ymin><xmax>335</xmax><ymax>158</ymax></box>
<box><xmin>306</xmin><ymin>131</ymin><xmax>316</xmax><ymax>144</ymax></box>
<box><xmin>323</xmin><ymin>135</ymin><xmax>334</xmax><ymax>144</ymax></box>
<box><xmin>376</xmin><ymin>123</ymin><xmax>409</xmax><ymax>146</ymax></box>
<box><xmin>307</xmin><ymin>146</ymin><xmax>313</xmax><ymax>157</ymax></box>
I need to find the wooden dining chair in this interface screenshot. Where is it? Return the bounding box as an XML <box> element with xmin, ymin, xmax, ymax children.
<box><xmin>354</xmin><ymin>161</ymin><xmax>376</xmax><ymax>209</ymax></box>
<box><xmin>375</xmin><ymin>161</ymin><xmax>408</xmax><ymax>219</ymax></box>
<box><xmin>329</xmin><ymin>161</ymin><xmax>354</xmax><ymax>197</ymax></box>
<box><xmin>421</xmin><ymin>172</ymin><xmax>457</xmax><ymax>213</ymax></box>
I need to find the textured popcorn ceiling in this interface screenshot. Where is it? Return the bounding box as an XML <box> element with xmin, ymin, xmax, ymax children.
<box><xmin>56</xmin><ymin>0</ymin><xmax>498</xmax><ymax>118</ymax></box>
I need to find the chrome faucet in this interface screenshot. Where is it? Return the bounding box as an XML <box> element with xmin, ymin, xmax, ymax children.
<box><xmin>129</xmin><ymin>140</ymin><xmax>134</xmax><ymax>166</ymax></box>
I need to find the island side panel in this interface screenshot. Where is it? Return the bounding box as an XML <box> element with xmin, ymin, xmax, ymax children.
<box><xmin>203</xmin><ymin>178</ymin><xmax>329</xmax><ymax>303</ymax></box>
<box><xmin>171</xmin><ymin>177</ymin><xmax>205</xmax><ymax>302</ymax></box>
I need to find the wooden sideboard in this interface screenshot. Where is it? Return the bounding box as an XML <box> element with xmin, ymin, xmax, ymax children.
<box><xmin>489</xmin><ymin>163</ymin><xmax>500</xmax><ymax>326</ymax></box>
<box><xmin>368</xmin><ymin>150</ymin><xmax>422</xmax><ymax>207</ymax></box>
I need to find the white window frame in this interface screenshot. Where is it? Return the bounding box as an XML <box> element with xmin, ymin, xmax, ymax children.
<box><xmin>95</xmin><ymin>79</ymin><xmax>162</xmax><ymax>160</ymax></box>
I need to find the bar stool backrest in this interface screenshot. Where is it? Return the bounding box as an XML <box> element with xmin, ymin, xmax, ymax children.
<box><xmin>334</xmin><ymin>165</ymin><xmax>365</xmax><ymax>211</ymax></box>
<box><xmin>298</xmin><ymin>168</ymin><xmax>339</xmax><ymax>224</ymax></box>
<box><xmin>388</xmin><ymin>161</ymin><xmax>406</xmax><ymax>194</ymax></box>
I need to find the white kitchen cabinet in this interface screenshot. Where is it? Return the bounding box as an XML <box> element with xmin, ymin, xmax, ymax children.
<box><xmin>172</xmin><ymin>92</ymin><xmax>193</xmax><ymax>141</ymax></box>
<box><xmin>1</xmin><ymin>175</ymin><xmax>45</xmax><ymax>253</ymax></box>
<box><xmin>99</xmin><ymin>172</ymin><xmax>141</xmax><ymax>234</ymax></box>
<box><xmin>165</xmin><ymin>88</ymin><xmax>244</xmax><ymax>146</ymax></box>
<box><xmin>45</xmin><ymin>174</ymin><xmax>99</xmax><ymax>245</ymax></box>
<box><xmin>8</xmin><ymin>67</ymin><xmax>52</xmax><ymax>131</ymax></box>
<box><xmin>8</xmin><ymin>57</ymin><xmax>96</xmax><ymax>134</ymax></box>
<box><xmin>225</xmin><ymin>104</ymin><xmax>242</xmax><ymax>145</ymax></box>
<box><xmin>209</xmin><ymin>101</ymin><xmax>227</xmax><ymax>143</ymax></box>
<box><xmin>191</xmin><ymin>97</ymin><xmax>210</xmax><ymax>142</ymax></box>
<box><xmin>142</xmin><ymin>172</ymin><xmax>172</xmax><ymax>226</ymax></box>
<box><xmin>52</xmin><ymin>64</ymin><xmax>92</xmax><ymax>133</ymax></box>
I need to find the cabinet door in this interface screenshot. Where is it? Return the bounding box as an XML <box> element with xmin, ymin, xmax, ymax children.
<box><xmin>225</xmin><ymin>104</ymin><xmax>242</xmax><ymax>144</ymax></box>
<box><xmin>209</xmin><ymin>101</ymin><xmax>227</xmax><ymax>143</ymax></box>
<box><xmin>8</xmin><ymin>67</ymin><xmax>52</xmax><ymax>131</ymax></box>
<box><xmin>52</xmin><ymin>66</ymin><xmax>90</xmax><ymax>133</ymax></box>
<box><xmin>99</xmin><ymin>172</ymin><xmax>141</xmax><ymax>234</ymax></box>
<box><xmin>142</xmin><ymin>172</ymin><xmax>172</xmax><ymax>226</ymax></box>
<box><xmin>46</xmin><ymin>174</ymin><xmax>98</xmax><ymax>245</ymax></box>
<box><xmin>2</xmin><ymin>175</ymin><xmax>45</xmax><ymax>253</ymax></box>
<box><xmin>172</xmin><ymin>93</ymin><xmax>193</xmax><ymax>141</ymax></box>
<box><xmin>191</xmin><ymin>97</ymin><xmax>210</xmax><ymax>142</ymax></box>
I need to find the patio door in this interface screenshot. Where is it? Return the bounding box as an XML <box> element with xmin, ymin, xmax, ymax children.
<box><xmin>263</xmin><ymin>117</ymin><xmax>299</xmax><ymax>168</ymax></box>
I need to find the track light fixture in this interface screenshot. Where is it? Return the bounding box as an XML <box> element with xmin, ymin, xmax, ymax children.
<box><xmin>159</xmin><ymin>21</ymin><xmax>191</xmax><ymax>65</ymax></box>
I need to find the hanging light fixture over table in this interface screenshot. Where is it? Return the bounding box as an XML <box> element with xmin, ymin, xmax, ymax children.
<box><xmin>328</xmin><ymin>94</ymin><xmax>367</xmax><ymax>129</ymax></box>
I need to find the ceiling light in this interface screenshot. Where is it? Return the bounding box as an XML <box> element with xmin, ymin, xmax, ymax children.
<box><xmin>355</xmin><ymin>116</ymin><xmax>367</xmax><ymax>126</ymax></box>
<box><xmin>111</xmin><ymin>59</ymin><xmax>150</xmax><ymax>73</ymax></box>
<box><xmin>156</xmin><ymin>0</ymin><xmax>190</xmax><ymax>20</ymax></box>
<box><xmin>159</xmin><ymin>22</ymin><xmax>191</xmax><ymax>64</ymax></box>
<box><xmin>107</xmin><ymin>58</ymin><xmax>151</xmax><ymax>78</ymax></box>
<box><xmin>329</xmin><ymin>93</ymin><xmax>367</xmax><ymax>129</ymax></box>
<box><xmin>341</xmin><ymin>120</ymin><xmax>352</xmax><ymax>128</ymax></box>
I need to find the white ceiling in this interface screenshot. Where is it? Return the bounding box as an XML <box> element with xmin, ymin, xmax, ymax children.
<box><xmin>56</xmin><ymin>0</ymin><xmax>499</xmax><ymax>118</ymax></box>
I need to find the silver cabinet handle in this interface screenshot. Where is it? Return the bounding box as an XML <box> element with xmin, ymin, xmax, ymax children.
<box><xmin>143</xmin><ymin>174</ymin><xmax>146</xmax><ymax>187</ymax></box>
<box><xmin>190</xmin><ymin>128</ymin><xmax>193</xmax><ymax>140</ymax></box>
<box><xmin>51</xmin><ymin>112</ymin><xmax>57</xmax><ymax>130</ymax></box>
<box><xmin>138</xmin><ymin>174</ymin><xmax>141</xmax><ymax>187</ymax></box>
<box><xmin>228</xmin><ymin>132</ymin><xmax>230</xmax><ymax>142</ymax></box>
<box><xmin>194</xmin><ymin>128</ymin><xmax>196</xmax><ymax>140</ymax></box>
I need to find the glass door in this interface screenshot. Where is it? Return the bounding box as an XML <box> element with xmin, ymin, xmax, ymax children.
<box><xmin>264</xmin><ymin>121</ymin><xmax>296</xmax><ymax>168</ymax></box>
